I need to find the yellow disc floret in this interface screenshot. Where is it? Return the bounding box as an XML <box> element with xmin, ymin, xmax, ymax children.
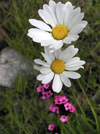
<box><xmin>52</xmin><ymin>25</ymin><xmax>68</xmax><ymax>40</ymax></box>
<box><xmin>51</xmin><ymin>60</ymin><xmax>65</xmax><ymax>74</ymax></box>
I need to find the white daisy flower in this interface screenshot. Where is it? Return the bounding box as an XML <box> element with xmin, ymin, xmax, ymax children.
<box><xmin>27</xmin><ymin>0</ymin><xmax>88</xmax><ymax>52</ymax></box>
<box><xmin>33</xmin><ymin>45</ymin><xmax>85</xmax><ymax>93</ymax></box>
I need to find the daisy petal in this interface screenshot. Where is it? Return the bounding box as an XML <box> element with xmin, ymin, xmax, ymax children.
<box><xmin>29</xmin><ymin>19</ymin><xmax>52</xmax><ymax>31</ymax></box>
<box><xmin>37</xmin><ymin>74</ymin><xmax>46</xmax><ymax>81</ymax></box>
<box><xmin>65</xmin><ymin>61</ymin><xmax>85</xmax><ymax>67</ymax></box>
<box><xmin>27</xmin><ymin>28</ymin><xmax>53</xmax><ymax>42</ymax></box>
<box><xmin>34</xmin><ymin>59</ymin><xmax>50</xmax><ymax>67</ymax></box>
<box><xmin>42</xmin><ymin>72</ymin><xmax>54</xmax><ymax>84</ymax></box>
<box><xmin>65</xmin><ymin>57</ymin><xmax>80</xmax><ymax>65</ymax></box>
<box><xmin>63</xmin><ymin>48</ymin><xmax>78</xmax><ymax>62</ymax></box>
<box><xmin>60</xmin><ymin>73</ymin><xmax>71</xmax><ymax>87</ymax></box>
<box><xmin>38</xmin><ymin>9</ymin><xmax>55</xmax><ymax>27</ymax></box>
<box><xmin>69</xmin><ymin>24</ymin><xmax>86</xmax><ymax>34</ymax></box>
<box><xmin>54</xmin><ymin>49</ymin><xmax>61</xmax><ymax>59</ymax></box>
<box><xmin>56</xmin><ymin>2</ymin><xmax>63</xmax><ymax>24</ymax></box>
<box><xmin>63</xmin><ymin>71</ymin><xmax>81</xmax><ymax>79</ymax></box>
<box><xmin>52</xmin><ymin>74</ymin><xmax>63</xmax><ymax>93</ymax></box>
<box><xmin>41</xmin><ymin>39</ymin><xmax>56</xmax><ymax>47</ymax></box>
<box><xmin>40</xmin><ymin>68</ymin><xmax>52</xmax><ymax>74</ymax></box>
<box><xmin>64</xmin><ymin>4</ymin><xmax>73</xmax><ymax>26</ymax></box>
<box><xmin>59</xmin><ymin>45</ymin><xmax>74</xmax><ymax>61</ymax></box>
<box><xmin>63</xmin><ymin>35</ymin><xmax>79</xmax><ymax>44</ymax></box>
<box><xmin>53</xmin><ymin>40</ymin><xmax>63</xmax><ymax>50</ymax></box>
<box><xmin>33</xmin><ymin>65</ymin><xmax>43</xmax><ymax>71</ymax></box>
<box><xmin>65</xmin><ymin>66</ymin><xmax>84</xmax><ymax>71</ymax></box>
<box><xmin>44</xmin><ymin>46</ymin><xmax>55</xmax><ymax>61</ymax></box>
<box><xmin>41</xmin><ymin>52</ymin><xmax>52</xmax><ymax>64</ymax></box>
<box><xmin>68</xmin><ymin>13</ymin><xmax>84</xmax><ymax>30</ymax></box>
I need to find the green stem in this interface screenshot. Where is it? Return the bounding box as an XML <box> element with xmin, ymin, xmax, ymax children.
<box><xmin>78</xmin><ymin>79</ymin><xmax>100</xmax><ymax>134</ymax></box>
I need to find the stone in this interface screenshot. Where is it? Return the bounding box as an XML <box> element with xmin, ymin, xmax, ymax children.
<box><xmin>0</xmin><ymin>47</ymin><xmax>34</xmax><ymax>88</ymax></box>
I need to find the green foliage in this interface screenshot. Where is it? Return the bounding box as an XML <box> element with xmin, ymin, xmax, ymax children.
<box><xmin>0</xmin><ymin>0</ymin><xmax>100</xmax><ymax>134</ymax></box>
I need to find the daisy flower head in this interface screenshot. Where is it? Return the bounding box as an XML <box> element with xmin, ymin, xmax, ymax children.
<box><xmin>34</xmin><ymin>45</ymin><xmax>85</xmax><ymax>93</ymax></box>
<box><xmin>27</xmin><ymin>0</ymin><xmax>88</xmax><ymax>52</ymax></box>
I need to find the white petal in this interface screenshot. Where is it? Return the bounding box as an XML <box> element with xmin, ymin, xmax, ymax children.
<box><xmin>53</xmin><ymin>40</ymin><xmax>63</xmax><ymax>50</ymax></box>
<box><xmin>65</xmin><ymin>61</ymin><xmax>85</xmax><ymax>67</ymax></box>
<box><xmin>60</xmin><ymin>73</ymin><xmax>71</xmax><ymax>87</ymax></box>
<box><xmin>65</xmin><ymin>66</ymin><xmax>84</xmax><ymax>71</ymax></box>
<box><xmin>59</xmin><ymin>45</ymin><xmax>74</xmax><ymax>60</ymax></box>
<box><xmin>29</xmin><ymin>19</ymin><xmax>52</xmax><ymax>31</ymax></box>
<box><xmin>67</xmin><ymin>7</ymin><xmax>81</xmax><ymax>27</ymax></box>
<box><xmin>42</xmin><ymin>72</ymin><xmax>54</xmax><ymax>84</ymax></box>
<box><xmin>65</xmin><ymin>57</ymin><xmax>80</xmax><ymax>65</ymax></box>
<box><xmin>63</xmin><ymin>71</ymin><xmax>81</xmax><ymax>79</ymax></box>
<box><xmin>64</xmin><ymin>4</ymin><xmax>73</xmax><ymax>26</ymax></box>
<box><xmin>41</xmin><ymin>52</ymin><xmax>52</xmax><ymax>64</ymax></box>
<box><xmin>41</xmin><ymin>39</ymin><xmax>56</xmax><ymax>47</ymax></box>
<box><xmin>34</xmin><ymin>59</ymin><xmax>50</xmax><ymax>67</ymax></box>
<box><xmin>69</xmin><ymin>24</ymin><xmax>86</xmax><ymax>34</ymax></box>
<box><xmin>56</xmin><ymin>2</ymin><xmax>63</xmax><ymax>24</ymax></box>
<box><xmin>38</xmin><ymin>9</ymin><xmax>55</xmax><ymax>27</ymax></box>
<box><xmin>63</xmin><ymin>35</ymin><xmax>79</xmax><ymax>44</ymax></box>
<box><xmin>49</xmin><ymin>0</ymin><xmax>58</xmax><ymax>25</ymax></box>
<box><xmin>37</xmin><ymin>74</ymin><xmax>46</xmax><ymax>81</ymax></box>
<box><xmin>52</xmin><ymin>74</ymin><xmax>63</xmax><ymax>93</ymax></box>
<box><xmin>43</xmin><ymin>3</ymin><xmax>58</xmax><ymax>26</ymax></box>
<box><xmin>27</xmin><ymin>28</ymin><xmax>53</xmax><ymax>42</ymax></box>
<box><xmin>78</xmin><ymin>20</ymin><xmax>88</xmax><ymax>26</ymax></box>
<box><xmin>44</xmin><ymin>46</ymin><xmax>55</xmax><ymax>61</ymax></box>
<box><xmin>68</xmin><ymin>13</ymin><xmax>84</xmax><ymax>30</ymax></box>
<box><xmin>40</xmin><ymin>68</ymin><xmax>52</xmax><ymax>74</ymax></box>
<box><xmin>33</xmin><ymin>65</ymin><xmax>43</xmax><ymax>71</ymax></box>
<box><xmin>63</xmin><ymin>48</ymin><xmax>78</xmax><ymax>62</ymax></box>
<box><xmin>54</xmin><ymin>49</ymin><xmax>61</xmax><ymax>59</ymax></box>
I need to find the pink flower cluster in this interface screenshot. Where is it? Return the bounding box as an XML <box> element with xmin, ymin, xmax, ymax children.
<box><xmin>49</xmin><ymin>95</ymin><xmax>76</xmax><ymax>123</ymax></box>
<box><xmin>36</xmin><ymin>82</ymin><xmax>53</xmax><ymax>99</ymax></box>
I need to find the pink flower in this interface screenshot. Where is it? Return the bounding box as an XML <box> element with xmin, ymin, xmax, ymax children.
<box><xmin>43</xmin><ymin>82</ymin><xmax>51</xmax><ymax>89</ymax></box>
<box><xmin>69</xmin><ymin>105</ymin><xmax>76</xmax><ymax>113</ymax></box>
<box><xmin>48</xmin><ymin>124</ymin><xmax>55</xmax><ymax>131</ymax></box>
<box><xmin>49</xmin><ymin>104</ymin><xmax>59</xmax><ymax>114</ymax></box>
<box><xmin>54</xmin><ymin>95</ymin><xmax>69</xmax><ymax>105</ymax></box>
<box><xmin>49</xmin><ymin>104</ymin><xmax>54</xmax><ymax>111</ymax></box>
<box><xmin>64</xmin><ymin>102</ymin><xmax>72</xmax><ymax>111</ymax></box>
<box><xmin>60</xmin><ymin>115</ymin><xmax>68</xmax><ymax>123</ymax></box>
<box><xmin>55</xmin><ymin>133</ymin><xmax>59</xmax><ymax>134</ymax></box>
<box><xmin>36</xmin><ymin>85</ymin><xmax>44</xmax><ymax>92</ymax></box>
<box><xmin>46</xmin><ymin>90</ymin><xmax>53</xmax><ymax>99</ymax></box>
<box><xmin>55</xmin><ymin>106</ymin><xmax>59</xmax><ymax>114</ymax></box>
<box><xmin>41</xmin><ymin>91</ymin><xmax>47</xmax><ymax>100</ymax></box>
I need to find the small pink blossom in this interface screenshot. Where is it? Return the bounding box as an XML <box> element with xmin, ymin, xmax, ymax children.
<box><xmin>69</xmin><ymin>105</ymin><xmax>76</xmax><ymax>113</ymax></box>
<box><xmin>43</xmin><ymin>82</ymin><xmax>51</xmax><ymax>89</ymax></box>
<box><xmin>55</xmin><ymin>106</ymin><xmax>59</xmax><ymax>114</ymax></box>
<box><xmin>64</xmin><ymin>102</ymin><xmax>72</xmax><ymax>111</ymax></box>
<box><xmin>36</xmin><ymin>85</ymin><xmax>44</xmax><ymax>92</ymax></box>
<box><xmin>46</xmin><ymin>90</ymin><xmax>53</xmax><ymax>99</ymax></box>
<box><xmin>41</xmin><ymin>91</ymin><xmax>47</xmax><ymax>100</ymax></box>
<box><xmin>52</xmin><ymin>106</ymin><xmax>58</xmax><ymax>113</ymax></box>
<box><xmin>60</xmin><ymin>115</ymin><xmax>68</xmax><ymax>123</ymax></box>
<box><xmin>54</xmin><ymin>95</ymin><xmax>69</xmax><ymax>105</ymax></box>
<box><xmin>49</xmin><ymin>104</ymin><xmax>54</xmax><ymax>111</ymax></box>
<box><xmin>48</xmin><ymin>124</ymin><xmax>55</xmax><ymax>131</ymax></box>
<box><xmin>55</xmin><ymin>133</ymin><xmax>59</xmax><ymax>134</ymax></box>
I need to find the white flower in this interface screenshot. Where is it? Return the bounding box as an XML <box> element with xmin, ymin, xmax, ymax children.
<box><xmin>33</xmin><ymin>45</ymin><xmax>85</xmax><ymax>93</ymax></box>
<box><xmin>27</xmin><ymin>0</ymin><xmax>88</xmax><ymax>52</ymax></box>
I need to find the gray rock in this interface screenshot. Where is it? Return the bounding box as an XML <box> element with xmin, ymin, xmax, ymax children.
<box><xmin>0</xmin><ymin>47</ymin><xmax>34</xmax><ymax>88</ymax></box>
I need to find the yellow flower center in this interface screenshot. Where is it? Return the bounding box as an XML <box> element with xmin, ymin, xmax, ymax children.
<box><xmin>51</xmin><ymin>60</ymin><xmax>65</xmax><ymax>74</ymax></box>
<box><xmin>52</xmin><ymin>25</ymin><xmax>68</xmax><ymax>40</ymax></box>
